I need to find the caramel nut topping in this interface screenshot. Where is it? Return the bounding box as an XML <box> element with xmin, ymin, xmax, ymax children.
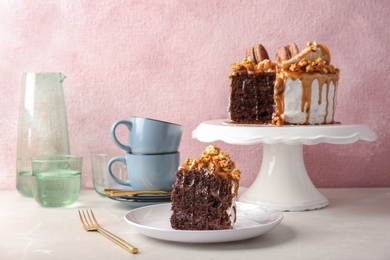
<box><xmin>230</xmin><ymin>58</ymin><xmax>276</xmax><ymax>75</ymax></box>
<box><xmin>280</xmin><ymin>41</ymin><xmax>335</xmax><ymax>71</ymax></box>
<box><xmin>276</xmin><ymin>42</ymin><xmax>339</xmax><ymax>74</ymax></box>
<box><xmin>231</xmin><ymin>44</ymin><xmax>275</xmax><ymax>75</ymax></box>
<box><xmin>179</xmin><ymin>145</ymin><xmax>241</xmax><ymax>181</ymax></box>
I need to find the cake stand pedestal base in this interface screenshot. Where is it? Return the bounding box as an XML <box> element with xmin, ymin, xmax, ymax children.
<box><xmin>239</xmin><ymin>144</ymin><xmax>328</xmax><ymax>211</ymax></box>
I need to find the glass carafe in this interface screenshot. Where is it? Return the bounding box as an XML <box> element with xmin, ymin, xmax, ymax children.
<box><xmin>16</xmin><ymin>73</ymin><xmax>70</xmax><ymax>197</ymax></box>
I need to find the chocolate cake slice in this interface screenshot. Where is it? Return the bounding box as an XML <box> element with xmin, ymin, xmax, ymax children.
<box><xmin>229</xmin><ymin>72</ymin><xmax>276</xmax><ymax>124</ymax></box>
<box><xmin>228</xmin><ymin>44</ymin><xmax>277</xmax><ymax>124</ymax></box>
<box><xmin>170</xmin><ymin>145</ymin><xmax>240</xmax><ymax>230</ymax></box>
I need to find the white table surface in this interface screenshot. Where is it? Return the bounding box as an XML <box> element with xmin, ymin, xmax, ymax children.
<box><xmin>1</xmin><ymin>188</ymin><xmax>389</xmax><ymax>260</ymax></box>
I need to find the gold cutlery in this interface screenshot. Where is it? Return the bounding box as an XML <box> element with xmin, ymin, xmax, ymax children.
<box><xmin>103</xmin><ymin>188</ymin><xmax>171</xmax><ymax>197</ymax></box>
<box><xmin>78</xmin><ymin>209</ymin><xmax>138</xmax><ymax>254</ymax></box>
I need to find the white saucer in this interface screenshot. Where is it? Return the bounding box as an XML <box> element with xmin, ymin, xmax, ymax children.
<box><xmin>124</xmin><ymin>202</ymin><xmax>283</xmax><ymax>243</ymax></box>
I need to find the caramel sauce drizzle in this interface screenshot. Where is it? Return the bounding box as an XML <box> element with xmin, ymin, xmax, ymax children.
<box><xmin>273</xmin><ymin>76</ymin><xmax>285</xmax><ymax>125</ymax></box>
<box><xmin>273</xmin><ymin>71</ymin><xmax>339</xmax><ymax>125</ymax></box>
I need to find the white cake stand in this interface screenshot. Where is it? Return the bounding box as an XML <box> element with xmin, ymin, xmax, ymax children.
<box><xmin>192</xmin><ymin>119</ymin><xmax>377</xmax><ymax>211</ymax></box>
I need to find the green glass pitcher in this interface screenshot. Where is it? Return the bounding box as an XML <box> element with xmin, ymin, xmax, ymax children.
<box><xmin>16</xmin><ymin>73</ymin><xmax>70</xmax><ymax>197</ymax></box>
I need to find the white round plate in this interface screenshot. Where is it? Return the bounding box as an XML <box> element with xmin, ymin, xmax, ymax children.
<box><xmin>124</xmin><ymin>202</ymin><xmax>283</xmax><ymax>243</ymax></box>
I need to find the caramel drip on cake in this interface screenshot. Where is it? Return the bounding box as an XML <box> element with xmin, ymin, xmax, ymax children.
<box><xmin>274</xmin><ymin>41</ymin><xmax>340</xmax><ymax>125</ymax></box>
<box><xmin>273</xmin><ymin>76</ymin><xmax>285</xmax><ymax>125</ymax></box>
<box><xmin>331</xmin><ymin>85</ymin><xmax>337</xmax><ymax>123</ymax></box>
<box><xmin>324</xmin><ymin>83</ymin><xmax>329</xmax><ymax>122</ymax></box>
<box><xmin>301</xmin><ymin>76</ymin><xmax>313</xmax><ymax>124</ymax></box>
<box><xmin>319</xmin><ymin>83</ymin><xmax>323</xmax><ymax>105</ymax></box>
<box><xmin>274</xmin><ymin>71</ymin><xmax>339</xmax><ymax>125</ymax></box>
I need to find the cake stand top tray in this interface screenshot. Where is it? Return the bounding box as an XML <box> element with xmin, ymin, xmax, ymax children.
<box><xmin>192</xmin><ymin>119</ymin><xmax>377</xmax><ymax>145</ymax></box>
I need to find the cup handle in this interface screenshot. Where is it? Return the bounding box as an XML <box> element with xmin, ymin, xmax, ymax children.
<box><xmin>110</xmin><ymin>120</ymin><xmax>132</xmax><ymax>152</ymax></box>
<box><xmin>107</xmin><ymin>157</ymin><xmax>130</xmax><ymax>187</ymax></box>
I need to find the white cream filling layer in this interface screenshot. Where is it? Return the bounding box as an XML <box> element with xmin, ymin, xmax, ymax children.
<box><xmin>226</xmin><ymin>181</ymin><xmax>238</xmax><ymax>228</ymax></box>
<box><xmin>283</xmin><ymin>77</ymin><xmax>336</xmax><ymax>124</ymax></box>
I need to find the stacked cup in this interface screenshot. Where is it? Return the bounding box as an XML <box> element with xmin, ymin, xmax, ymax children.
<box><xmin>108</xmin><ymin>117</ymin><xmax>183</xmax><ymax>191</ymax></box>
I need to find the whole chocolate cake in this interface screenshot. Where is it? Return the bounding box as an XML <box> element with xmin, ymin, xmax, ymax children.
<box><xmin>170</xmin><ymin>145</ymin><xmax>241</xmax><ymax>230</ymax></box>
<box><xmin>228</xmin><ymin>41</ymin><xmax>340</xmax><ymax>125</ymax></box>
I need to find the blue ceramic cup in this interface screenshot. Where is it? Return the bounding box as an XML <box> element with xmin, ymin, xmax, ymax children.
<box><xmin>110</xmin><ymin>117</ymin><xmax>183</xmax><ymax>154</ymax></box>
<box><xmin>107</xmin><ymin>152</ymin><xmax>179</xmax><ymax>190</ymax></box>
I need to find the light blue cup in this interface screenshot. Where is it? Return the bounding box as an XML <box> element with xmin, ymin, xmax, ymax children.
<box><xmin>107</xmin><ymin>152</ymin><xmax>179</xmax><ymax>190</ymax></box>
<box><xmin>110</xmin><ymin>117</ymin><xmax>183</xmax><ymax>154</ymax></box>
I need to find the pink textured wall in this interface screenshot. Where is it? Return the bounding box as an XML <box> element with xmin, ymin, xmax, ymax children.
<box><xmin>0</xmin><ymin>0</ymin><xmax>389</xmax><ymax>189</ymax></box>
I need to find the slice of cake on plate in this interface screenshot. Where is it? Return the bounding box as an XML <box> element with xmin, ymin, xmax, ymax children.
<box><xmin>170</xmin><ymin>145</ymin><xmax>241</xmax><ymax>230</ymax></box>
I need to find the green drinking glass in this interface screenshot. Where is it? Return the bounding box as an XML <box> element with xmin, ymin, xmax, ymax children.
<box><xmin>31</xmin><ymin>155</ymin><xmax>82</xmax><ymax>207</ymax></box>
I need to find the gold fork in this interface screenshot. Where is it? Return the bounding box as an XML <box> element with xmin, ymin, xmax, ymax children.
<box><xmin>78</xmin><ymin>209</ymin><xmax>138</xmax><ymax>254</ymax></box>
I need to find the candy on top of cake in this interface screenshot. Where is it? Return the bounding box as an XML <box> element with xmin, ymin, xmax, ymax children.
<box><xmin>230</xmin><ymin>42</ymin><xmax>339</xmax><ymax>76</ymax></box>
<box><xmin>179</xmin><ymin>144</ymin><xmax>241</xmax><ymax>181</ymax></box>
<box><xmin>230</xmin><ymin>58</ymin><xmax>276</xmax><ymax>75</ymax></box>
<box><xmin>230</xmin><ymin>44</ymin><xmax>276</xmax><ymax>75</ymax></box>
<box><xmin>277</xmin><ymin>41</ymin><xmax>340</xmax><ymax>74</ymax></box>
